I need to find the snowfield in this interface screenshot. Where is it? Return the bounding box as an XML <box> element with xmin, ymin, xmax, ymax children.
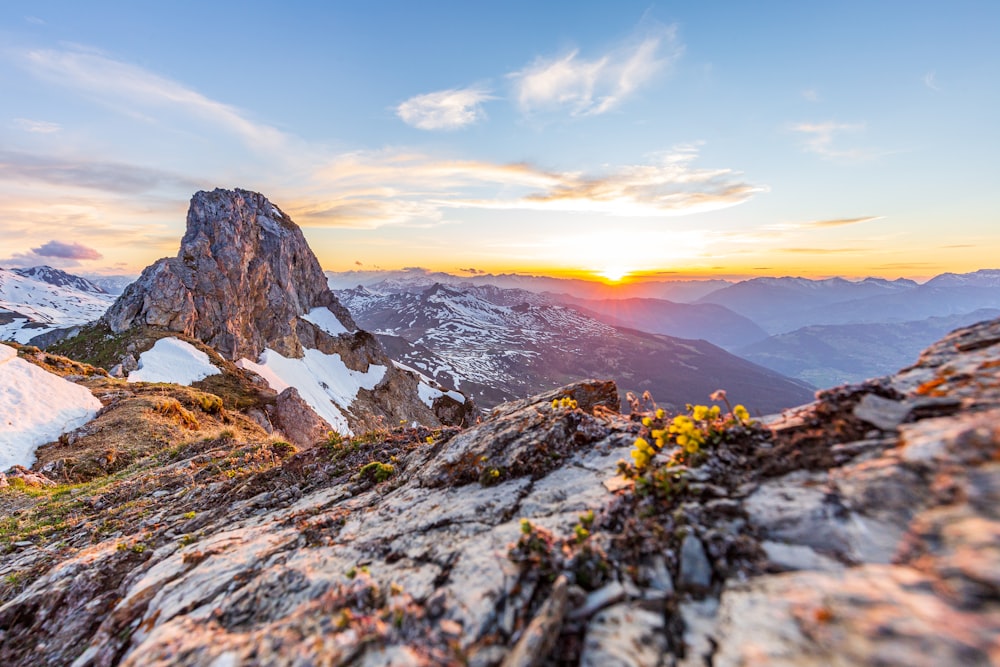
<box><xmin>300</xmin><ymin>307</ymin><xmax>351</xmax><ymax>336</ymax></box>
<box><xmin>238</xmin><ymin>348</ymin><xmax>386</xmax><ymax>434</ymax></box>
<box><xmin>0</xmin><ymin>343</ymin><xmax>103</xmax><ymax>470</ymax></box>
<box><xmin>128</xmin><ymin>338</ymin><xmax>221</xmax><ymax>385</ymax></box>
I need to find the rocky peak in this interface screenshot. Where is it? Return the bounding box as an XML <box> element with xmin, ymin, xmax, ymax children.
<box><xmin>102</xmin><ymin>188</ymin><xmax>356</xmax><ymax>361</ymax></box>
<box><xmin>12</xmin><ymin>266</ymin><xmax>106</xmax><ymax>294</ymax></box>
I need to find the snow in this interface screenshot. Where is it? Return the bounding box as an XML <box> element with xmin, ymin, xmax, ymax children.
<box><xmin>1</xmin><ymin>343</ymin><xmax>103</xmax><ymax>470</ymax></box>
<box><xmin>392</xmin><ymin>360</ymin><xmax>465</xmax><ymax>407</ymax></box>
<box><xmin>128</xmin><ymin>338</ymin><xmax>221</xmax><ymax>385</ymax></box>
<box><xmin>416</xmin><ymin>382</ymin><xmax>466</xmax><ymax>408</ymax></box>
<box><xmin>300</xmin><ymin>307</ymin><xmax>351</xmax><ymax>336</ymax></box>
<box><xmin>238</xmin><ymin>348</ymin><xmax>387</xmax><ymax>435</ymax></box>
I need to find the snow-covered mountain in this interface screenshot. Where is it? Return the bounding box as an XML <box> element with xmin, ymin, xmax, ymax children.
<box><xmin>0</xmin><ymin>268</ymin><xmax>115</xmax><ymax>344</ymax></box>
<box><xmin>336</xmin><ymin>282</ymin><xmax>814</xmax><ymax>413</ymax></box>
<box><xmin>13</xmin><ymin>266</ymin><xmax>106</xmax><ymax>294</ymax></box>
<box><xmin>80</xmin><ymin>274</ymin><xmax>138</xmax><ymax>295</ymax></box>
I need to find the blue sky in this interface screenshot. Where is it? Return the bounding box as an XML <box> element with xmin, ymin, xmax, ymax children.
<box><xmin>1</xmin><ymin>1</ymin><xmax>997</xmax><ymax>281</ymax></box>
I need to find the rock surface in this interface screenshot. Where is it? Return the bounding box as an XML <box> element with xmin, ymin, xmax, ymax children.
<box><xmin>1</xmin><ymin>318</ymin><xmax>999</xmax><ymax>665</ymax></box>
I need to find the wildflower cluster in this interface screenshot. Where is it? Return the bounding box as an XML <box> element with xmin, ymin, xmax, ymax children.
<box><xmin>551</xmin><ymin>396</ymin><xmax>579</xmax><ymax>410</ymax></box>
<box><xmin>625</xmin><ymin>390</ymin><xmax>754</xmax><ymax>475</ymax></box>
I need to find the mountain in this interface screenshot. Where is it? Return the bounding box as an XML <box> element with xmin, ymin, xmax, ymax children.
<box><xmin>80</xmin><ymin>274</ymin><xmax>138</xmax><ymax>295</ymax></box>
<box><xmin>737</xmin><ymin>309</ymin><xmax>1000</xmax><ymax>387</ymax></box>
<box><xmin>0</xmin><ymin>268</ymin><xmax>114</xmax><ymax>345</ymax></box>
<box><xmin>337</xmin><ymin>282</ymin><xmax>814</xmax><ymax>414</ymax></box>
<box><xmin>554</xmin><ymin>295</ymin><xmax>769</xmax><ymax>350</ymax></box>
<box><xmin>697</xmin><ymin>276</ymin><xmax>919</xmax><ymax>333</ymax></box>
<box><xmin>327</xmin><ymin>268</ymin><xmax>731</xmax><ymax>302</ymax></box>
<box><xmin>70</xmin><ymin>188</ymin><xmax>471</xmax><ymax>435</ymax></box>
<box><xmin>12</xmin><ymin>266</ymin><xmax>106</xmax><ymax>294</ymax></box>
<box><xmin>924</xmin><ymin>268</ymin><xmax>1000</xmax><ymax>288</ymax></box>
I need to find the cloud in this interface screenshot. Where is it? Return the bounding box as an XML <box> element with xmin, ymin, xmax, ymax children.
<box><xmin>451</xmin><ymin>147</ymin><xmax>765</xmax><ymax>216</ymax></box>
<box><xmin>25</xmin><ymin>16</ymin><xmax>45</xmax><ymax>25</ymax></box>
<box><xmin>807</xmin><ymin>216</ymin><xmax>882</xmax><ymax>228</ymax></box>
<box><xmin>510</xmin><ymin>25</ymin><xmax>682</xmax><ymax>116</ymax></box>
<box><xmin>0</xmin><ymin>150</ymin><xmax>203</xmax><ymax>194</ymax></box>
<box><xmin>13</xmin><ymin>118</ymin><xmax>61</xmax><ymax>133</ymax></box>
<box><xmin>923</xmin><ymin>70</ymin><xmax>942</xmax><ymax>92</ymax></box>
<box><xmin>459</xmin><ymin>267</ymin><xmax>483</xmax><ymax>274</ymax></box>
<box><xmin>19</xmin><ymin>46</ymin><xmax>290</xmax><ymax>153</ymax></box>
<box><xmin>778</xmin><ymin>247</ymin><xmax>865</xmax><ymax>254</ymax></box>
<box><xmin>397</xmin><ymin>87</ymin><xmax>493</xmax><ymax>130</ymax></box>
<box><xmin>297</xmin><ymin>144</ymin><xmax>764</xmax><ymax>228</ymax></box>
<box><xmin>32</xmin><ymin>240</ymin><xmax>103</xmax><ymax>260</ymax></box>
<box><xmin>802</xmin><ymin>89</ymin><xmax>820</xmax><ymax>102</ymax></box>
<box><xmin>792</xmin><ymin>121</ymin><xmax>881</xmax><ymax>161</ymax></box>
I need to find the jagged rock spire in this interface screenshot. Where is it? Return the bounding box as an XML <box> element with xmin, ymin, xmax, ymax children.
<box><xmin>102</xmin><ymin>188</ymin><xmax>356</xmax><ymax>361</ymax></box>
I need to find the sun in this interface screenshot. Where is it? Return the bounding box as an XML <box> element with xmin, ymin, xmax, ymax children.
<box><xmin>597</xmin><ymin>267</ymin><xmax>630</xmax><ymax>282</ymax></box>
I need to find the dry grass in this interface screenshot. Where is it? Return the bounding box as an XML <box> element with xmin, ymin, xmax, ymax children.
<box><xmin>32</xmin><ymin>380</ymin><xmax>269</xmax><ymax>483</ymax></box>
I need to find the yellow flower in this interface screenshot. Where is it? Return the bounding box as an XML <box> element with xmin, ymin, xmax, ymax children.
<box><xmin>734</xmin><ymin>404</ymin><xmax>750</xmax><ymax>422</ymax></box>
<box><xmin>655</xmin><ymin>408</ymin><xmax>665</xmax><ymax>420</ymax></box>
<box><xmin>710</xmin><ymin>405</ymin><xmax>721</xmax><ymax>419</ymax></box>
<box><xmin>642</xmin><ymin>417</ymin><xmax>652</xmax><ymax>427</ymax></box>
<box><xmin>551</xmin><ymin>399</ymin><xmax>559</xmax><ymax>409</ymax></box>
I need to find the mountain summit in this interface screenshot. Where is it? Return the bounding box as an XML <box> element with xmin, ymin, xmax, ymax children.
<box><xmin>98</xmin><ymin>188</ymin><xmax>471</xmax><ymax>434</ymax></box>
<box><xmin>103</xmin><ymin>188</ymin><xmax>355</xmax><ymax>361</ymax></box>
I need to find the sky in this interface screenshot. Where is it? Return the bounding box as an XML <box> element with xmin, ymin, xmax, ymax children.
<box><xmin>1</xmin><ymin>1</ymin><xmax>998</xmax><ymax>283</ymax></box>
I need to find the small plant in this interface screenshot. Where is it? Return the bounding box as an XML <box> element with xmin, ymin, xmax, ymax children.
<box><xmin>622</xmin><ymin>390</ymin><xmax>756</xmax><ymax>480</ymax></box>
<box><xmin>358</xmin><ymin>461</ymin><xmax>394</xmax><ymax>484</ymax></box>
<box><xmin>270</xmin><ymin>440</ymin><xmax>297</xmax><ymax>458</ymax></box>
<box><xmin>154</xmin><ymin>399</ymin><xmax>200</xmax><ymax>430</ymax></box>
<box><xmin>182</xmin><ymin>511</ymin><xmax>196</xmax><ymax>520</ymax></box>
<box><xmin>197</xmin><ymin>394</ymin><xmax>224</xmax><ymax>415</ymax></box>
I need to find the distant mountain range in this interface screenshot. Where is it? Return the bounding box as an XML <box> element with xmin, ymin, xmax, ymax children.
<box><xmin>737</xmin><ymin>309</ymin><xmax>1000</xmax><ymax>387</ymax></box>
<box><xmin>696</xmin><ymin>271</ymin><xmax>1000</xmax><ymax>334</ymax></box>
<box><xmin>0</xmin><ymin>267</ymin><xmax>115</xmax><ymax>345</ymax></box>
<box><xmin>336</xmin><ymin>282</ymin><xmax>814</xmax><ymax>414</ymax></box>
<box><xmin>5</xmin><ymin>262</ymin><xmax>1000</xmax><ymax>407</ymax></box>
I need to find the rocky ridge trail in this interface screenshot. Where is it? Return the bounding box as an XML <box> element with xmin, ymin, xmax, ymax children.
<box><xmin>0</xmin><ymin>318</ymin><xmax>999</xmax><ymax>665</ymax></box>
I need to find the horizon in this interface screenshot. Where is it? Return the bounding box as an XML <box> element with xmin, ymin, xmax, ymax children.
<box><xmin>1</xmin><ymin>2</ymin><xmax>998</xmax><ymax>282</ymax></box>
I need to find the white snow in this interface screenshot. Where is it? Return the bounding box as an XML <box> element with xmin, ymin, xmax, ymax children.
<box><xmin>128</xmin><ymin>338</ymin><xmax>221</xmax><ymax>385</ymax></box>
<box><xmin>392</xmin><ymin>360</ymin><xmax>466</xmax><ymax>407</ymax></box>
<box><xmin>416</xmin><ymin>382</ymin><xmax>466</xmax><ymax>408</ymax></box>
<box><xmin>238</xmin><ymin>348</ymin><xmax>386</xmax><ymax>435</ymax></box>
<box><xmin>300</xmin><ymin>307</ymin><xmax>351</xmax><ymax>336</ymax></box>
<box><xmin>1</xmin><ymin>343</ymin><xmax>103</xmax><ymax>470</ymax></box>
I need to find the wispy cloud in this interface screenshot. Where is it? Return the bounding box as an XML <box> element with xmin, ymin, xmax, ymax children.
<box><xmin>792</xmin><ymin>121</ymin><xmax>882</xmax><ymax>161</ymax></box>
<box><xmin>806</xmin><ymin>215</ymin><xmax>882</xmax><ymax>228</ymax></box>
<box><xmin>396</xmin><ymin>87</ymin><xmax>493</xmax><ymax>130</ymax></box>
<box><xmin>923</xmin><ymin>70</ymin><xmax>942</xmax><ymax>92</ymax></box>
<box><xmin>0</xmin><ymin>150</ymin><xmax>203</xmax><ymax>194</ymax></box>
<box><xmin>13</xmin><ymin>118</ymin><xmax>61</xmax><ymax>133</ymax></box>
<box><xmin>296</xmin><ymin>144</ymin><xmax>763</xmax><ymax>228</ymax></box>
<box><xmin>779</xmin><ymin>246</ymin><xmax>865</xmax><ymax>254</ymax></box>
<box><xmin>510</xmin><ymin>25</ymin><xmax>681</xmax><ymax>116</ymax></box>
<box><xmin>32</xmin><ymin>239</ymin><xmax>102</xmax><ymax>260</ymax></box>
<box><xmin>19</xmin><ymin>46</ymin><xmax>290</xmax><ymax>153</ymax></box>
<box><xmin>801</xmin><ymin>88</ymin><xmax>820</xmax><ymax>102</ymax></box>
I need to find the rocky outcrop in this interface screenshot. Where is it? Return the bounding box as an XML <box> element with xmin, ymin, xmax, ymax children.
<box><xmin>98</xmin><ymin>188</ymin><xmax>468</xmax><ymax>433</ymax></box>
<box><xmin>1</xmin><ymin>319</ymin><xmax>999</xmax><ymax>665</ymax></box>
<box><xmin>102</xmin><ymin>189</ymin><xmax>355</xmax><ymax>361</ymax></box>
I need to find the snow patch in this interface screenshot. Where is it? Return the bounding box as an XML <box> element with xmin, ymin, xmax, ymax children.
<box><xmin>392</xmin><ymin>360</ymin><xmax>465</xmax><ymax>407</ymax></box>
<box><xmin>128</xmin><ymin>338</ymin><xmax>221</xmax><ymax>385</ymax></box>
<box><xmin>300</xmin><ymin>307</ymin><xmax>351</xmax><ymax>336</ymax></box>
<box><xmin>238</xmin><ymin>348</ymin><xmax>386</xmax><ymax>435</ymax></box>
<box><xmin>1</xmin><ymin>343</ymin><xmax>103</xmax><ymax>469</ymax></box>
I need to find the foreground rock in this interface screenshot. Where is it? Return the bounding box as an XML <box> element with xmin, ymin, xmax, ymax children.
<box><xmin>1</xmin><ymin>319</ymin><xmax>999</xmax><ymax>665</ymax></box>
